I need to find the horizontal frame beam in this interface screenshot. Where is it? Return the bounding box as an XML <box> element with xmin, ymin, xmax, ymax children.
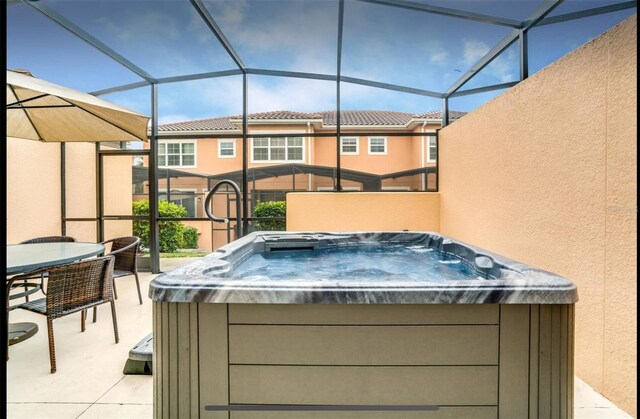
<box><xmin>156</xmin><ymin>131</ymin><xmax>440</xmax><ymax>140</ymax></box>
<box><xmin>340</xmin><ymin>76</ymin><xmax>442</xmax><ymax>98</ymax></box>
<box><xmin>91</xmin><ymin>68</ymin><xmax>444</xmax><ymax>98</ymax></box>
<box><xmin>537</xmin><ymin>1</ymin><xmax>637</xmax><ymax>26</ymax></box>
<box><xmin>90</xmin><ymin>81</ymin><xmax>151</xmax><ymax>97</ymax></box>
<box><xmin>357</xmin><ymin>0</ymin><xmax>521</xmax><ymax>28</ymax></box>
<box><xmin>246</xmin><ymin>68</ymin><xmax>336</xmax><ymax>82</ymax></box>
<box><xmin>448</xmin><ymin>81</ymin><xmax>519</xmax><ymax>98</ymax></box>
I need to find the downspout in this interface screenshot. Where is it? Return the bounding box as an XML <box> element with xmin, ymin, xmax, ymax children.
<box><xmin>307</xmin><ymin>122</ymin><xmax>312</xmax><ymax>191</ymax></box>
<box><xmin>421</xmin><ymin>121</ymin><xmax>426</xmax><ymax>190</ymax></box>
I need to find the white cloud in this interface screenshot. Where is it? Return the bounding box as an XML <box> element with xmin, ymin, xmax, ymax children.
<box><xmin>422</xmin><ymin>41</ymin><xmax>449</xmax><ymax>65</ymax></box>
<box><xmin>247</xmin><ymin>78</ymin><xmax>336</xmax><ymax>114</ymax></box>
<box><xmin>211</xmin><ymin>1</ymin><xmax>338</xmax><ymax>74</ymax></box>
<box><xmin>463</xmin><ymin>40</ymin><xmax>491</xmax><ymax>65</ymax></box>
<box><xmin>158</xmin><ymin>114</ymin><xmax>197</xmax><ymax>125</ymax></box>
<box><xmin>462</xmin><ymin>39</ymin><xmax>516</xmax><ymax>83</ymax></box>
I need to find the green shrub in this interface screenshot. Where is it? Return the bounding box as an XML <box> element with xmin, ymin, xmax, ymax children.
<box><xmin>253</xmin><ymin>201</ymin><xmax>286</xmax><ymax>231</ymax></box>
<box><xmin>132</xmin><ymin>199</ymin><xmax>188</xmax><ymax>252</ymax></box>
<box><xmin>182</xmin><ymin>226</ymin><xmax>199</xmax><ymax>249</ymax></box>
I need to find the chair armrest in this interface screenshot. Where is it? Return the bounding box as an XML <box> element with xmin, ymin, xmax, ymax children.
<box><xmin>9</xmin><ymin>266</ymin><xmax>51</xmax><ymax>283</ymax></box>
<box><xmin>106</xmin><ymin>240</ymin><xmax>140</xmax><ymax>256</ymax></box>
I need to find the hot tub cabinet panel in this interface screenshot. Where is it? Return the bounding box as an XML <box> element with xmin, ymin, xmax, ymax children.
<box><xmin>151</xmin><ymin>232</ymin><xmax>577</xmax><ymax>418</ymax></box>
<box><xmin>152</xmin><ymin>303</ymin><xmax>574</xmax><ymax>419</ymax></box>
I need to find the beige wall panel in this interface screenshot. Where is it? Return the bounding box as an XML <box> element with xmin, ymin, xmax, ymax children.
<box><xmin>64</xmin><ymin>221</ymin><xmax>97</xmax><ymax>243</ymax></box>
<box><xmin>103</xmin><ymin>155</ymin><xmax>134</xmax><ymax>216</ymax></box>
<box><xmin>229</xmin><ymin>304</ymin><xmax>498</xmax><ymax>325</ymax></box>
<box><xmin>438</xmin><ymin>16</ymin><xmax>636</xmax><ymax>414</ymax></box>
<box><xmin>602</xmin><ymin>16</ymin><xmax>638</xmax><ymax>417</ymax></box>
<box><xmin>65</xmin><ymin>142</ymin><xmax>96</xmax><ymax>219</ymax></box>
<box><xmin>286</xmin><ymin>192</ymin><xmax>440</xmax><ymax>232</ymax></box>
<box><xmin>230</xmin><ymin>407</ymin><xmax>497</xmax><ymax>419</ymax></box>
<box><xmin>230</xmin><ymin>365</ymin><xmax>497</xmax><ymax>406</ymax></box>
<box><xmin>229</xmin><ymin>325</ymin><xmax>498</xmax><ymax>365</ymax></box>
<box><xmin>7</xmin><ymin>138</ymin><xmax>61</xmax><ymax>243</ymax></box>
<box><xmin>103</xmin><ymin>220</ymin><xmax>133</xmax><ymax>242</ymax></box>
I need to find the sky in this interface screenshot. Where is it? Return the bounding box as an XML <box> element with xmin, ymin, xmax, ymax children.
<box><xmin>6</xmin><ymin>0</ymin><xmax>636</xmax><ymax>124</ymax></box>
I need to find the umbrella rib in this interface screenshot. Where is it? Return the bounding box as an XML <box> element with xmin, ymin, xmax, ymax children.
<box><xmin>8</xmin><ymin>84</ymin><xmax>46</xmax><ymax>141</ymax></box>
<box><xmin>9</xmin><ymin>105</ymin><xmax>75</xmax><ymax>109</ymax></box>
<box><xmin>6</xmin><ymin>93</ymin><xmax>49</xmax><ymax>107</ymax></box>
<box><xmin>56</xmin><ymin>95</ymin><xmax>147</xmax><ymax>141</ymax></box>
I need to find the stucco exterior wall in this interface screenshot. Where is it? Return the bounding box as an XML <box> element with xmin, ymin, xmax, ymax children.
<box><xmin>7</xmin><ymin>139</ymin><xmax>134</xmax><ymax>245</ymax></box>
<box><xmin>438</xmin><ymin>16</ymin><xmax>636</xmax><ymax>416</ymax></box>
<box><xmin>64</xmin><ymin>142</ymin><xmax>98</xmax><ymax>242</ymax></box>
<box><xmin>7</xmin><ymin>138</ymin><xmax>62</xmax><ymax>244</ymax></box>
<box><xmin>286</xmin><ymin>192</ymin><xmax>440</xmax><ymax>232</ymax></box>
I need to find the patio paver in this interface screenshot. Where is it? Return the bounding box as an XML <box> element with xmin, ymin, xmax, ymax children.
<box><xmin>5</xmin><ymin>268</ymin><xmax>633</xmax><ymax>418</ymax></box>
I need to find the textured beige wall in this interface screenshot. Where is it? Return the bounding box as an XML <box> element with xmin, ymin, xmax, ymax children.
<box><xmin>7</xmin><ymin>139</ymin><xmax>133</xmax><ymax>244</ymax></box>
<box><xmin>7</xmin><ymin>138</ymin><xmax>62</xmax><ymax>244</ymax></box>
<box><xmin>439</xmin><ymin>16</ymin><xmax>636</xmax><ymax>416</ymax></box>
<box><xmin>102</xmin><ymin>155</ymin><xmax>134</xmax><ymax>240</ymax></box>
<box><xmin>286</xmin><ymin>192</ymin><xmax>440</xmax><ymax>232</ymax></box>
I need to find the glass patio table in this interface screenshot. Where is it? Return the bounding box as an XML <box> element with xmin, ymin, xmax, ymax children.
<box><xmin>6</xmin><ymin>242</ymin><xmax>105</xmax><ymax>345</ymax></box>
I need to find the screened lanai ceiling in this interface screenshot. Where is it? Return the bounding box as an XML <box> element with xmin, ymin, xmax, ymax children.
<box><xmin>6</xmin><ymin>0</ymin><xmax>637</xmax><ymax>121</ymax></box>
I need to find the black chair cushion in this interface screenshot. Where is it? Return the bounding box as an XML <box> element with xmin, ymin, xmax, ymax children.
<box><xmin>18</xmin><ymin>298</ymin><xmax>47</xmax><ymax>314</ymax></box>
<box><xmin>113</xmin><ymin>269</ymin><xmax>134</xmax><ymax>278</ymax></box>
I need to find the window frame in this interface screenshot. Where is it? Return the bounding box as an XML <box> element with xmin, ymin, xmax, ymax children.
<box><xmin>158</xmin><ymin>188</ymin><xmax>198</xmax><ymax>217</ymax></box>
<box><xmin>367</xmin><ymin>136</ymin><xmax>387</xmax><ymax>155</ymax></box>
<box><xmin>427</xmin><ymin>136</ymin><xmax>437</xmax><ymax>163</ymax></box>
<box><xmin>250</xmin><ymin>136</ymin><xmax>305</xmax><ymax>163</ymax></box>
<box><xmin>340</xmin><ymin>136</ymin><xmax>359</xmax><ymax>155</ymax></box>
<box><xmin>218</xmin><ymin>139</ymin><xmax>236</xmax><ymax>158</ymax></box>
<box><xmin>158</xmin><ymin>140</ymin><xmax>197</xmax><ymax>168</ymax></box>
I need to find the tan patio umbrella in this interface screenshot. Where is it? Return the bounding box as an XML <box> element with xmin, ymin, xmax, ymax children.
<box><xmin>6</xmin><ymin>69</ymin><xmax>149</xmax><ymax>142</ymax></box>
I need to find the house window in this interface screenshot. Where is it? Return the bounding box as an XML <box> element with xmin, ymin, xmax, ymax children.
<box><xmin>160</xmin><ymin>189</ymin><xmax>197</xmax><ymax>217</ymax></box>
<box><xmin>427</xmin><ymin>137</ymin><xmax>437</xmax><ymax>162</ymax></box>
<box><xmin>218</xmin><ymin>140</ymin><xmax>235</xmax><ymax>158</ymax></box>
<box><xmin>340</xmin><ymin>137</ymin><xmax>359</xmax><ymax>155</ymax></box>
<box><xmin>252</xmin><ymin>137</ymin><xmax>304</xmax><ymax>162</ymax></box>
<box><xmin>368</xmin><ymin>137</ymin><xmax>387</xmax><ymax>155</ymax></box>
<box><xmin>158</xmin><ymin>141</ymin><xmax>196</xmax><ymax>167</ymax></box>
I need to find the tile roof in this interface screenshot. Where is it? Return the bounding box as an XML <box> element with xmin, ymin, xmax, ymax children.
<box><xmin>320</xmin><ymin>110</ymin><xmax>413</xmax><ymax>126</ymax></box>
<box><xmin>157</xmin><ymin>109</ymin><xmax>466</xmax><ymax>132</ymax></box>
<box><xmin>230</xmin><ymin>110</ymin><xmax>322</xmax><ymax>120</ymax></box>
<box><xmin>158</xmin><ymin>116</ymin><xmax>238</xmax><ymax>132</ymax></box>
<box><xmin>413</xmin><ymin>110</ymin><xmax>467</xmax><ymax>119</ymax></box>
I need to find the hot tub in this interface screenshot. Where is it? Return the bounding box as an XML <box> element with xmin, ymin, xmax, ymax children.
<box><xmin>150</xmin><ymin>231</ymin><xmax>578</xmax><ymax>419</ymax></box>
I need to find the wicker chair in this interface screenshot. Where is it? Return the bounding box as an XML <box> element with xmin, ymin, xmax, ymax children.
<box><xmin>9</xmin><ymin>236</ymin><xmax>77</xmax><ymax>303</ymax></box>
<box><xmin>6</xmin><ymin>256</ymin><xmax>119</xmax><ymax>373</ymax></box>
<box><xmin>101</xmin><ymin>236</ymin><xmax>143</xmax><ymax>305</ymax></box>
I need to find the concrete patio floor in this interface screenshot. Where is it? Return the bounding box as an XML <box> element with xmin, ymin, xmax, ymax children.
<box><xmin>6</xmin><ymin>267</ymin><xmax>633</xmax><ymax>418</ymax></box>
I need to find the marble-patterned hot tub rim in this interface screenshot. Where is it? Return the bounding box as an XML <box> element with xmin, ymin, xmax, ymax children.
<box><xmin>149</xmin><ymin>231</ymin><xmax>578</xmax><ymax>305</ymax></box>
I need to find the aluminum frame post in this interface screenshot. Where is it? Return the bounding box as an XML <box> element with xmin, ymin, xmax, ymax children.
<box><xmin>441</xmin><ymin>98</ymin><xmax>449</xmax><ymax>127</ymax></box>
<box><xmin>149</xmin><ymin>84</ymin><xmax>160</xmax><ymax>273</ymax></box>
<box><xmin>519</xmin><ymin>30</ymin><xmax>529</xmax><ymax>80</ymax></box>
<box><xmin>336</xmin><ymin>0</ymin><xmax>345</xmax><ymax>192</ymax></box>
<box><xmin>242</xmin><ymin>74</ymin><xmax>249</xmax><ymax>236</ymax></box>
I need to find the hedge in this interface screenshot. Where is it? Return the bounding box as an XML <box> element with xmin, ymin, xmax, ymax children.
<box><xmin>132</xmin><ymin>199</ymin><xmax>198</xmax><ymax>252</ymax></box>
<box><xmin>253</xmin><ymin>201</ymin><xmax>286</xmax><ymax>231</ymax></box>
